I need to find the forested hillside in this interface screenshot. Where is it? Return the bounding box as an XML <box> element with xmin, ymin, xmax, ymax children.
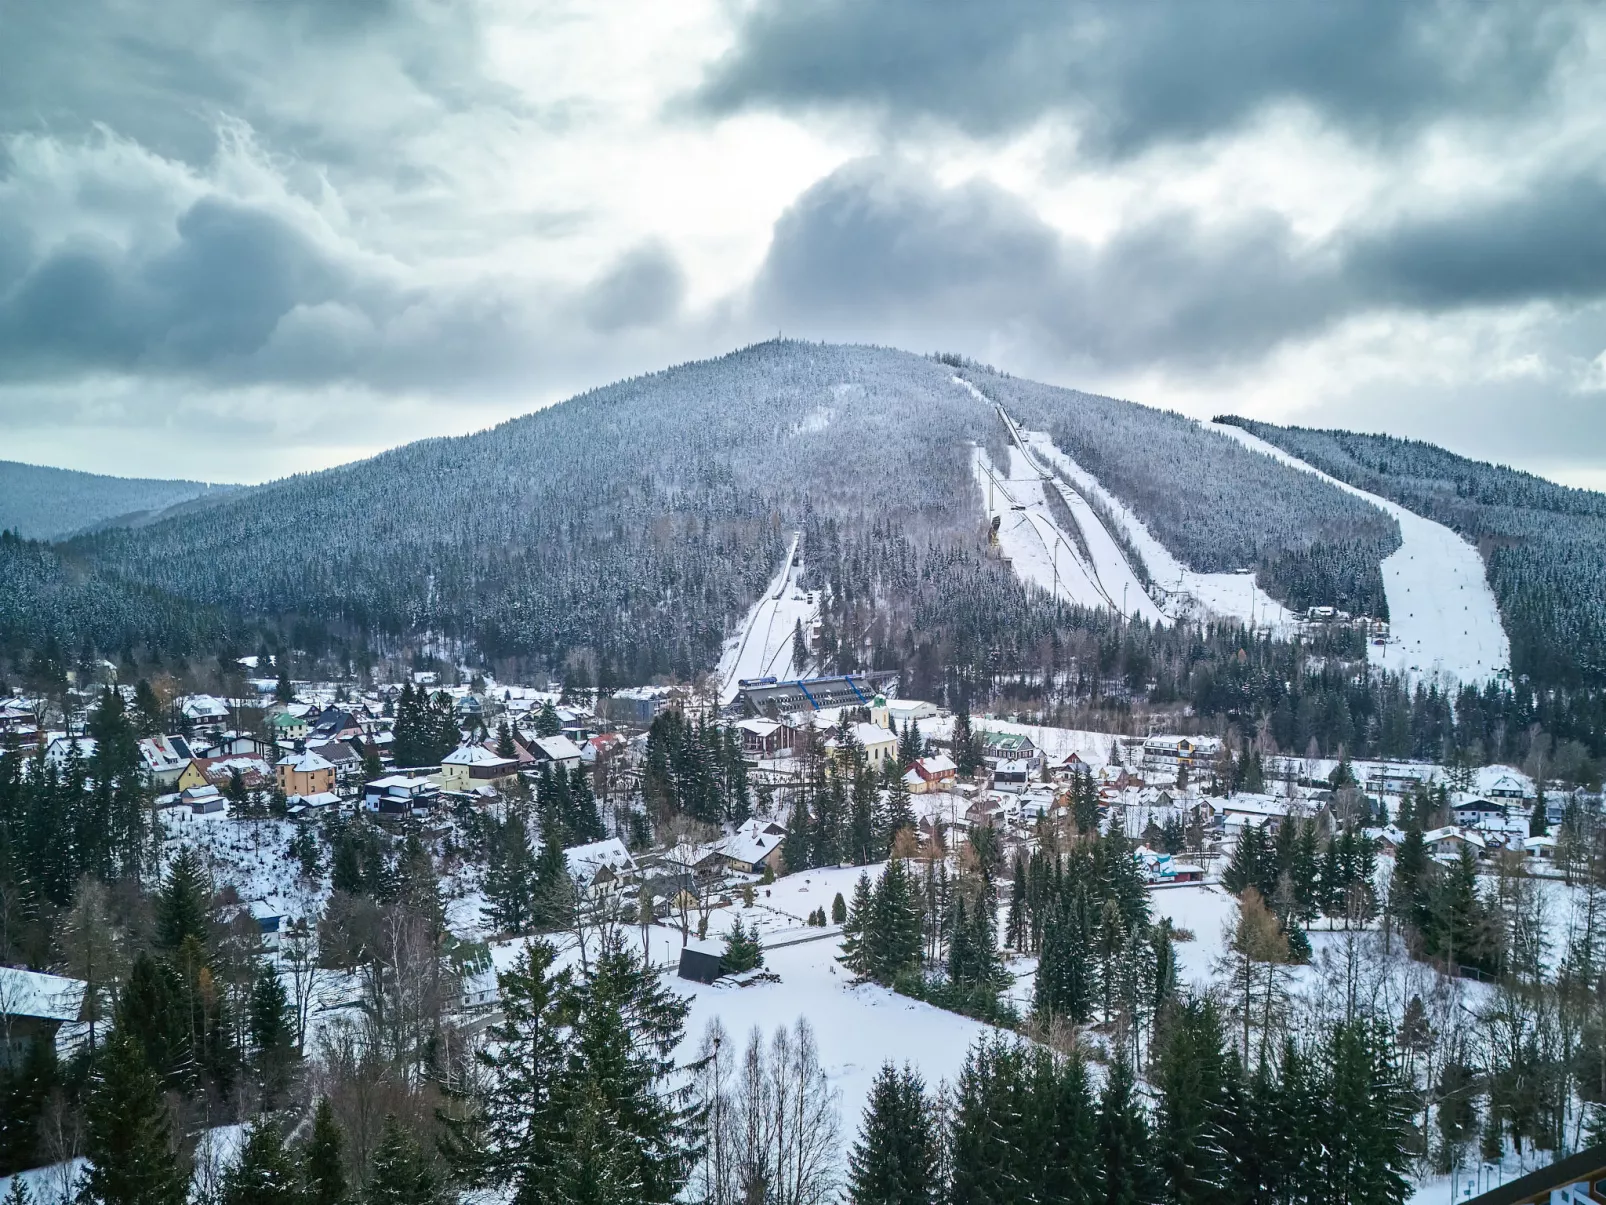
<box><xmin>33</xmin><ymin>343</ymin><xmax>1398</xmax><ymax>686</ymax></box>
<box><xmin>969</xmin><ymin>371</ymin><xmax>1401</xmax><ymax>618</ymax></box>
<box><xmin>0</xmin><ymin>460</ymin><xmax>228</xmax><ymax>541</ymax></box>
<box><xmin>1221</xmin><ymin>419</ymin><xmax>1606</xmax><ymax>691</ymax></box>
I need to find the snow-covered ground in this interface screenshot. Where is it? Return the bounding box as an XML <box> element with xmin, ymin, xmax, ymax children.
<box><xmin>1020</xmin><ymin>428</ymin><xmax>1298</xmax><ymax>636</ymax></box>
<box><xmin>1211</xmin><ymin>423</ymin><xmax>1510</xmax><ymax>685</ymax></box>
<box><xmin>716</xmin><ymin>534</ymin><xmax>817</xmax><ymax>704</ymax></box>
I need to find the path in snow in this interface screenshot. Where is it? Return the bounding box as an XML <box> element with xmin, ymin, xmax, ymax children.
<box><xmin>716</xmin><ymin>534</ymin><xmax>816</xmax><ymax>704</ymax></box>
<box><xmin>1019</xmin><ymin>430</ymin><xmax>1297</xmax><ymax>635</ymax></box>
<box><xmin>1211</xmin><ymin>423</ymin><xmax>1510</xmax><ymax>685</ymax></box>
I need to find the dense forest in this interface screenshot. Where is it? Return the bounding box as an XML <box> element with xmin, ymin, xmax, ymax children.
<box><xmin>1</xmin><ymin>342</ymin><xmax>1408</xmax><ymax>688</ymax></box>
<box><xmin>1221</xmin><ymin>418</ymin><xmax>1606</xmax><ymax>692</ymax></box>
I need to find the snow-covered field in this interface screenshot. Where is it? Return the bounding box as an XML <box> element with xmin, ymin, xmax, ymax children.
<box><xmin>1212</xmin><ymin>423</ymin><xmax>1510</xmax><ymax>685</ymax></box>
<box><xmin>716</xmin><ymin>534</ymin><xmax>817</xmax><ymax>703</ymax></box>
<box><xmin>1019</xmin><ymin>429</ymin><xmax>1298</xmax><ymax>636</ymax></box>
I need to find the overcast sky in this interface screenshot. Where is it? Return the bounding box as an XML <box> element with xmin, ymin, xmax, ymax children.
<box><xmin>3</xmin><ymin>0</ymin><xmax>1604</xmax><ymax>487</ymax></box>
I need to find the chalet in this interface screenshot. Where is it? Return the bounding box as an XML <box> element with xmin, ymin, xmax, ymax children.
<box><xmin>736</xmin><ymin>718</ymin><xmax>795</xmax><ymax>759</ymax></box>
<box><xmin>1365</xmin><ymin>763</ymin><xmax>1437</xmax><ymax>796</ymax></box>
<box><xmin>992</xmin><ymin>758</ymin><xmax>1035</xmax><ymax>793</ymax></box>
<box><xmin>180</xmin><ymin>694</ymin><xmax>231</xmax><ymax>733</ymax></box>
<box><xmin>307</xmin><ymin>738</ymin><xmax>364</xmax><ymax>784</ymax></box>
<box><xmin>1484</xmin><ymin>772</ymin><xmax>1533</xmax><ymax>801</ymax></box>
<box><xmin>44</xmin><ymin>735</ymin><xmax>97</xmax><ymax>769</ymax></box>
<box><xmin>714</xmin><ymin>819</ymin><xmax>788</xmax><ymax>875</ymax></box>
<box><xmin>276</xmin><ymin>750</ymin><xmax>336</xmax><ymax>798</ymax></box>
<box><xmin>564</xmin><ymin>838</ymin><xmax>638</xmax><ymax>896</ymax></box>
<box><xmin>192</xmin><ymin>732</ymin><xmax>277</xmax><ymax>760</ymax></box>
<box><xmin>137</xmin><ymin>735</ymin><xmax>194</xmax><ymax>786</ymax></box>
<box><xmin>580</xmin><ymin>732</ymin><xmax>627</xmax><ymax>766</ymax></box>
<box><xmin>0</xmin><ymin>968</ymin><xmax>88</xmax><ymax>1068</ymax></box>
<box><xmin>364</xmin><ymin>775</ymin><xmax>441</xmax><ymax>815</ymax></box>
<box><xmin>977</xmin><ymin>730</ymin><xmax>1040</xmax><ymax>769</ymax></box>
<box><xmin>183</xmin><ymin>755</ymin><xmax>274</xmax><ymax>795</ymax></box>
<box><xmin>439</xmin><ymin>744</ymin><xmax>520</xmax><ymax>792</ymax></box>
<box><xmin>309</xmin><ymin>708</ymin><xmax>363</xmax><ymax>742</ymax></box>
<box><xmin>0</xmin><ymin>700</ymin><xmax>39</xmax><ymax>750</ymax></box>
<box><xmin>903</xmin><ymin>754</ymin><xmax>958</xmax><ymax>795</ymax></box>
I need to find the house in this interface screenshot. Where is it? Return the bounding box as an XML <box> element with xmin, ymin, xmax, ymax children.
<box><xmin>736</xmin><ymin>718</ymin><xmax>795</xmax><ymax>759</ymax></box>
<box><xmin>309</xmin><ymin>708</ymin><xmax>363</xmax><ymax>742</ymax></box>
<box><xmin>1452</xmin><ymin>797</ymin><xmax>1508</xmax><ymax>827</ymax></box>
<box><xmin>286</xmin><ymin>791</ymin><xmax>340</xmax><ymax>817</ymax></box>
<box><xmin>580</xmin><ymin>732</ymin><xmax>627</xmax><ymax>765</ymax></box>
<box><xmin>978</xmin><ymin>730</ymin><xmax>1040</xmax><ymax>769</ymax></box>
<box><xmin>677</xmin><ymin>939</ymin><xmax>725</xmax><ymax>985</ymax></box>
<box><xmin>0</xmin><ymin>700</ymin><xmax>40</xmax><ymax>750</ymax></box>
<box><xmin>1216</xmin><ymin>794</ymin><xmax>1291</xmax><ymax>832</ymax></box>
<box><xmin>1521</xmin><ymin>834</ymin><xmax>1557</xmax><ymax>862</ymax></box>
<box><xmin>439</xmin><ymin>744</ymin><xmax>520</xmax><ymax>792</ymax></box>
<box><xmin>607</xmin><ymin>686</ymin><xmax>683</xmax><ymax>726</ymax></box>
<box><xmin>194</xmin><ymin>756</ymin><xmax>275</xmax><ymax>794</ymax></box>
<box><xmin>1424</xmin><ymin>826</ymin><xmax>1487</xmax><ymax>861</ymax></box>
<box><xmin>992</xmin><ymin>758</ymin><xmax>1035</xmax><ymax>793</ymax></box>
<box><xmin>713</xmin><ymin>819</ymin><xmax>788</xmax><ymax>875</ymax></box>
<box><xmin>276</xmin><ymin>749</ymin><xmax>336</xmax><ymax>798</ymax></box>
<box><xmin>528</xmin><ymin>735</ymin><xmax>584</xmax><ymax>775</ymax></box>
<box><xmin>307</xmin><ymin>738</ymin><xmax>364</xmax><ymax>785</ymax></box>
<box><xmin>137</xmin><ymin>735</ymin><xmax>194</xmax><ymax>786</ymax></box>
<box><xmin>179</xmin><ymin>694</ymin><xmax>231</xmax><ymax>733</ymax></box>
<box><xmin>903</xmin><ymin>754</ymin><xmax>958</xmax><ymax>795</ymax></box>
<box><xmin>0</xmin><ymin>967</ymin><xmax>87</xmax><ymax>1068</ymax></box>
<box><xmin>885</xmin><ymin>698</ymin><xmax>938</xmax><ymax>726</ymax></box>
<box><xmin>1483</xmin><ymin>772</ymin><xmax>1533</xmax><ymax>801</ymax></box>
<box><xmin>564</xmin><ymin>838</ymin><xmax>639</xmax><ymax>896</ymax></box>
<box><xmin>364</xmin><ymin>775</ymin><xmax>441</xmax><ymax>815</ymax></box>
<box><xmin>1365</xmin><ymin>763</ymin><xmax>1438</xmax><ymax>797</ymax></box>
<box><xmin>267</xmin><ymin>710</ymin><xmax>309</xmax><ymax>742</ymax></box>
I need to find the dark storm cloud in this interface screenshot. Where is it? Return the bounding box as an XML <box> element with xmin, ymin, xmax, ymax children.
<box><xmin>1350</xmin><ymin>175</ymin><xmax>1606</xmax><ymax>309</ymax></box>
<box><xmin>752</xmin><ymin>159</ymin><xmax>1345</xmax><ymax>367</ymax></box>
<box><xmin>0</xmin><ymin>195</ymin><xmax>383</xmax><ymax>378</ymax></box>
<box><xmin>581</xmin><ymin>243</ymin><xmax>686</xmax><ymax>332</ymax></box>
<box><xmin>753</xmin><ymin>159</ymin><xmax>1606</xmax><ymax>369</ymax></box>
<box><xmin>697</xmin><ymin>0</ymin><xmax>1579</xmax><ymax>155</ymax></box>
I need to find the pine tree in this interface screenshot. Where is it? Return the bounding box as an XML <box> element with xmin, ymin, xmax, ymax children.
<box><xmin>832</xmin><ymin>892</ymin><xmax>847</xmax><ymax>925</ymax></box>
<box><xmin>366</xmin><ymin>1116</ymin><xmax>442</xmax><ymax>1205</ymax></box>
<box><xmin>249</xmin><ymin>964</ymin><xmax>297</xmax><ymax>1109</ymax></box>
<box><xmin>1529</xmin><ymin>790</ymin><xmax>1548</xmax><ymax>837</ymax></box>
<box><xmin>79</xmin><ymin>1031</ymin><xmax>189</xmax><ymax>1205</ymax></box>
<box><xmin>496</xmin><ymin>720</ymin><xmax>516</xmax><ymax>758</ymax></box>
<box><xmin>782</xmin><ymin>796</ymin><xmax>813</xmax><ymax>875</ymax></box>
<box><xmin>482</xmin><ymin>811</ymin><xmax>537</xmax><ymax>935</ymax></box>
<box><xmin>838</xmin><ymin>871</ymin><xmax>874</xmax><ymax>976</ymax></box>
<box><xmin>1152</xmin><ymin>997</ymin><xmax>1231</xmax><ymax>1205</ymax></box>
<box><xmin>848</xmin><ymin>1063</ymin><xmax>938</xmax><ymax>1205</ymax></box>
<box><xmin>722</xmin><ymin>918</ymin><xmax>764</xmax><ymax>974</ymax></box>
<box><xmin>1005</xmin><ymin>858</ymin><xmax>1027</xmax><ymax>951</ymax></box>
<box><xmin>115</xmin><ymin>952</ymin><xmax>189</xmax><ymax>1087</ymax></box>
<box><xmin>156</xmin><ymin>845</ymin><xmax>210</xmax><ymax>951</ymax></box>
<box><xmin>304</xmin><ymin>1099</ymin><xmax>349</xmax><ymax>1205</ymax></box>
<box><xmin>222</xmin><ymin>1121</ymin><xmax>301</xmax><ymax>1205</ymax></box>
<box><xmin>884</xmin><ymin>776</ymin><xmax>915</xmax><ymax>848</ymax></box>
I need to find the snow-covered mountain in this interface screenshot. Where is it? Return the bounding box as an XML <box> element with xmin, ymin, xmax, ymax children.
<box><xmin>11</xmin><ymin>340</ymin><xmax>1597</xmax><ymax>690</ymax></box>
<box><xmin>0</xmin><ymin>460</ymin><xmax>233</xmax><ymax>541</ymax></box>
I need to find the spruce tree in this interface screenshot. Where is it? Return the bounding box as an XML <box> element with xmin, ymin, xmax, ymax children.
<box><xmin>248</xmin><ymin>964</ymin><xmax>297</xmax><ymax>1109</ymax></box>
<box><xmin>222</xmin><ymin>1120</ymin><xmax>301</xmax><ymax>1205</ymax></box>
<box><xmin>482</xmin><ymin>811</ymin><xmax>537</xmax><ymax>935</ymax></box>
<box><xmin>832</xmin><ymin>892</ymin><xmax>847</xmax><ymax>925</ymax></box>
<box><xmin>79</xmin><ymin>1031</ymin><xmax>189</xmax><ymax>1205</ymax></box>
<box><xmin>366</xmin><ymin>1116</ymin><xmax>441</xmax><ymax>1205</ymax></box>
<box><xmin>1152</xmin><ymin>997</ymin><xmax>1231</xmax><ymax>1205</ymax></box>
<box><xmin>782</xmin><ymin>796</ymin><xmax>813</xmax><ymax>874</ymax></box>
<box><xmin>722</xmin><ymin>918</ymin><xmax>764</xmax><ymax>973</ymax></box>
<box><xmin>156</xmin><ymin>845</ymin><xmax>211</xmax><ymax>952</ymax></box>
<box><xmin>848</xmin><ymin>1063</ymin><xmax>938</xmax><ymax>1205</ymax></box>
<box><xmin>304</xmin><ymin>1098</ymin><xmax>349</xmax><ymax>1205</ymax></box>
<box><xmin>1097</xmin><ymin>1051</ymin><xmax>1156</xmax><ymax>1205</ymax></box>
<box><xmin>838</xmin><ymin>871</ymin><xmax>874</xmax><ymax>976</ymax></box>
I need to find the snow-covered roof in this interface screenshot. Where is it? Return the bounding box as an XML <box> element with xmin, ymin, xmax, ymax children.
<box><xmin>0</xmin><ymin>967</ymin><xmax>87</xmax><ymax>1022</ymax></box>
<box><xmin>851</xmin><ymin>722</ymin><xmax>894</xmax><ymax>746</ymax></box>
<box><xmin>737</xmin><ymin>718</ymin><xmax>781</xmax><ymax>737</ymax></box>
<box><xmin>180</xmin><ymin>694</ymin><xmax>230</xmax><ymax>718</ymax></box>
<box><xmin>138</xmin><ymin>735</ymin><xmax>193</xmax><ymax>771</ymax></box>
<box><xmin>533</xmin><ymin>735</ymin><xmax>583</xmax><ymax>762</ymax></box>
<box><xmin>917</xmin><ymin>754</ymin><xmax>957</xmax><ymax>775</ymax></box>
<box><xmin>277</xmin><ymin>750</ymin><xmax>334</xmax><ymax>773</ymax></box>
<box><xmin>565</xmin><ymin>838</ymin><xmax>636</xmax><ymax>881</ymax></box>
<box><xmin>441</xmin><ymin>744</ymin><xmax>509</xmax><ymax>767</ymax></box>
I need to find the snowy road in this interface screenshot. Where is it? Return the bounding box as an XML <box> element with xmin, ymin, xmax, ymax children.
<box><xmin>716</xmin><ymin>534</ymin><xmax>816</xmax><ymax>704</ymax></box>
<box><xmin>1211</xmin><ymin>423</ymin><xmax>1509</xmax><ymax>685</ymax></box>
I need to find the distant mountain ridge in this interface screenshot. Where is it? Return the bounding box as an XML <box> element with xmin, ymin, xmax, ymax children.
<box><xmin>0</xmin><ymin>460</ymin><xmax>235</xmax><ymax>541</ymax></box>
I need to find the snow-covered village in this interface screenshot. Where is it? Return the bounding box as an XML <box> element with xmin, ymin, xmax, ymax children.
<box><xmin>8</xmin><ymin>7</ymin><xmax>1606</xmax><ymax>1201</ymax></box>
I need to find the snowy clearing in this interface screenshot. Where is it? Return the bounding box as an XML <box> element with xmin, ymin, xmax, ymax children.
<box><xmin>1020</xmin><ymin>428</ymin><xmax>1298</xmax><ymax>636</ymax></box>
<box><xmin>716</xmin><ymin>534</ymin><xmax>817</xmax><ymax>704</ymax></box>
<box><xmin>1211</xmin><ymin>423</ymin><xmax>1510</xmax><ymax>685</ymax></box>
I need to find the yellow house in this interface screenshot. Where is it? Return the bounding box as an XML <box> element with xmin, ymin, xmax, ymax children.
<box><xmin>276</xmin><ymin>749</ymin><xmax>336</xmax><ymax>798</ymax></box>
<box><xmin>175</xmin><ymin>760</ymin><xmax>209</xmax><ymax>792</ymax></box>
<box><xmin>438</xmin><ymin>744</ymin><xmax>521</xmax><ymax>793</ymax></box>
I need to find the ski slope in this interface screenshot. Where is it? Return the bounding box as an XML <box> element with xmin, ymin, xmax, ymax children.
<box><xmin>1211</xmin><ymin>423</ymin><xmax>1509</xmax><ymax>685</ymax></box>
<box><xmin>716</xmin><ymin>534</ymin><xmax>817</xmax><ymax>704</ymax></box>
<box><xmin>1019</xmin><ymin>431</ymin><xmax>1298</xmax><ymax>636</ymax></box>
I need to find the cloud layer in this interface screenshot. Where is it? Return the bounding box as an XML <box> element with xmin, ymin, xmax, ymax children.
<box><xmin>2</xmin><ymin>0</ymin><xmax>1604</xmax><ymax>481</ymax></box>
